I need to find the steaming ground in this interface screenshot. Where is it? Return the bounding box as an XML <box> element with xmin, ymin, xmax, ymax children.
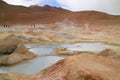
<box><xmin>0</xmin><ymin>21</ymin><xmax>120</xmax><ymax>80</ymax></box>
<box><xmin>0</xmin><ymin>21</ymin><xmax>120</xmax><ymax>45</ymax></box>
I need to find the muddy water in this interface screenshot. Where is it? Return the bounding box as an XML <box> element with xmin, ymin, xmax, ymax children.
<box><xmin>26</xmin><ymin>42</ymin><xmax>120</xmax><ymax>55</ymax></box>
<box><xmin>61</xmin><ymin>42</ymin><xmax>120</xmax><ymax>52</ymax></box>
<box><xmin>0</xmin><ymin>42</ymin><xmax>119</xmax><ymax>74</ymax></box>
<box><xmin>0</xmin><ymin>56</ymin><xmax>64</xmax><ymax>74</ymax></box>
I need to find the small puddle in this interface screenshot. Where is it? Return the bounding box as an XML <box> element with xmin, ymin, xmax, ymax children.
<box><xmin>0</xmin><ymin>56</ymin><xmax>64</xmax><ymax>74</ymax></box>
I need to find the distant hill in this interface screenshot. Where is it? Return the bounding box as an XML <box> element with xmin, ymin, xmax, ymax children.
<box><xmin>0</xmin><ymin>0</ymin><xmax>120</xmax><ymax>25</ymax></box>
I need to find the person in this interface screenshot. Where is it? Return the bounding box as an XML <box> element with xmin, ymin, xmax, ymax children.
<box><xmin>3</xmin><ymin>24</ymin><xmax>8</xmax><ymax>28</ymax></box>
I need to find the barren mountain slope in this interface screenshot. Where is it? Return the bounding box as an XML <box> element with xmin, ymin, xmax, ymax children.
<box><xmin>0</xmin><ymin>0</ymin><xmax>120</xmax><ymax>25</ymax></box>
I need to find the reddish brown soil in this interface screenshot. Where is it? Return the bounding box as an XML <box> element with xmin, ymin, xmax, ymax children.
<box><xmin>0</xmin><ymin>0</ymin><xmax>120</xmax><ymax>25</ymax></box>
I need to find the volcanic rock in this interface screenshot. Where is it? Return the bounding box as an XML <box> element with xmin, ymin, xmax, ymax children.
<box><xmin>0</xmin><ymin>34</ymin><xmax>36</xmax><ymax>66</ymax></box>
<box><xmin>0</xmin><ymin>34</ymin><xmax>20</xmax><ymax>55</ymax></box>
<box><xmin>98</xmin><ymin>49</ymin><xmax>120</xmax><ymax>59</ymax></box>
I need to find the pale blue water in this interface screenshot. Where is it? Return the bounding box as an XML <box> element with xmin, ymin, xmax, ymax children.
<box><xmin>0</xmin><ymin>42</ymin><xmax>119</xmax><ymax>74</ymax></box>
<box><xmin>26</xmin><ymin>42</ymin><xmax>120</xmax><ymax>55</ymax></box>
<box><xmin>60</xmin><ymin>42</ymin><xmax>120</xmax><ymax>52</ymax></box>
<box><xmin>0</xmin><ymin>56</ymin><xmax>64</xmax><ymax>74</ymax></box>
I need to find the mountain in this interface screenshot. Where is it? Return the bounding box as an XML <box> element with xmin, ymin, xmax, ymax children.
<box><xmin>29</xmin><ymin>5</ymin><xmax>65</xmax><ymax>11</ymax></box>
<box><xmin>0</xmin><ymin>0</ymin><xmax>120</xmax><ymax>25</ymax></box>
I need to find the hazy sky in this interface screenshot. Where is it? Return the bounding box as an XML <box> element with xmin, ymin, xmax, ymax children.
<box><xmin>3</xmin><ymin>0</ymin><xmax>120</xmax><ymax>15</ymax></box>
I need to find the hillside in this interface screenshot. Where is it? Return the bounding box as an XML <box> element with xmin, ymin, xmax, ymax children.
<box><xmin>0</xmin><ymin>0</ymin><xmax>120</xmax><ymax>25</ymax></box>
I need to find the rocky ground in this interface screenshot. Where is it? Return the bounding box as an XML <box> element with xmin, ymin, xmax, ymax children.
<box><xmin>0</xmin><ymin>34</ymin><xmax>37</xmax><ymax>66</ymax></box>
<box><xmin>0</xmin><ymin>23</ymin><xmax>119</xmax><ymax>80</ymax></box>
<box><xmin>0</xmin><ymin>22</ymin><xmax>120</xmax><ymax>80</ymax></box>
<box><xmin>0</xmin><ymin>25</ymin><xmax>119</xmax><ymax>79</ymax></box>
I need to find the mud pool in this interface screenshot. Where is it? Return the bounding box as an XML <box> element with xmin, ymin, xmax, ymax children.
<box><xmin>0</xmin><ymin>56</ymin><xmax>64</xmax><ymax>74</ymax></box>
<box><xmin>26</xmin><ymin>42</ymin><xmax>120</xmax><ymax>55</ymax></box>
<box><xmin>0</xmin><ymin>42</ymin><xmax>119</xmax><ymax>74</ymax></box>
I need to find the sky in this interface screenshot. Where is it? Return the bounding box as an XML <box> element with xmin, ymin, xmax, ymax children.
<box><xmin>3</xmin><ymin>0</ymin><xmax>120</xmax><ymax>15</ymax></box>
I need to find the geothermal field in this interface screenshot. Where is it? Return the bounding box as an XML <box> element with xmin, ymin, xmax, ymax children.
<box><xmin>0</xmin><ymin>0</ymin><xmax>120</xmax><ymax>80</ymax></box>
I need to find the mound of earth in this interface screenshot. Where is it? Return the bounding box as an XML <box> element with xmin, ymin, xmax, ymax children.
<box><xmin>0</xmin><ymin>34</ymin><xmax>37</xmax><ymax>66</ymax></box>
<box><xmin>98</xmin><ymin>49</ymin><xmax>120</xmax><ymax>59</ymax></box>
<box><xmin>1</xmin><ymin>54</ymin><xmax>120</xmax><ymax>80</ymax></box>
<box><xmin>35</xmin><ymin>54</ymin><xmax>120</xmax><ymax>80</ymax></box>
